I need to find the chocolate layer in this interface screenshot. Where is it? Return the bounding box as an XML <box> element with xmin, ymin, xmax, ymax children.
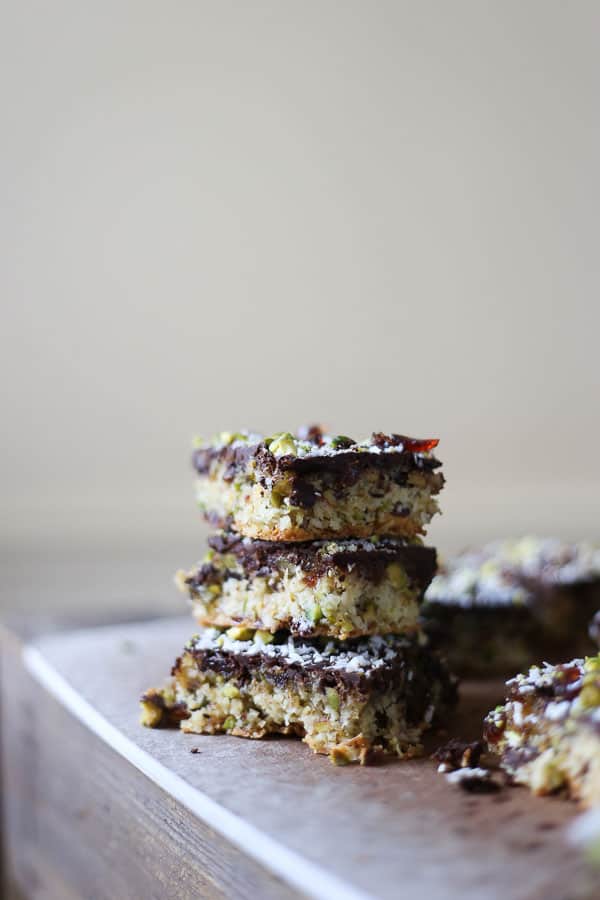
<box><xmin>484</xmin><ymin>655</ymin><xmax>600</xmax><ymax>748</ymax></box>
<box><xmin>177</xmin><ymin>630</ymin><xmax>458</xmax><ymax>706</ymax></box>
<box><xmin>422</xmin><ymin>584</ymin><xmax>600</xmax><ymax>678</ymax></box>
<box><xmin>192</xmin><ymin>428</ymin><xmax>442</xmax><ymax>509</ymax></box>
<box><xmin>193</xmin><ymin>532</ymin><xmax>436</xmax><ymax>588</ymax></box>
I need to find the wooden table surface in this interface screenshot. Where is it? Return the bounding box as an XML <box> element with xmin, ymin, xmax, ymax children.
<box><xmin>1</xmin><ymin>546</ymin><xmax>599</xmax><ymax>900</ymax></box>
<box><xmin>2</xmin><ymin>612</ymin><xmax>599</xmax><ymax>900</ymax></box>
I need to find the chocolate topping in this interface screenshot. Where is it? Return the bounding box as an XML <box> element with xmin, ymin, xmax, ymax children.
<box><xmin>192</xmin><ymin>431</ymin><xmax>442</xmax><ymax>498</ymax></box>
<box><xmin>193</xmin><ymin>532</ymin><xmax>437</xmax><ymax>589</ymax></box>
<box><xmin>179</xmin><ymin>633</ymin><xmax>457</xmax><ymax>713</ymax></box>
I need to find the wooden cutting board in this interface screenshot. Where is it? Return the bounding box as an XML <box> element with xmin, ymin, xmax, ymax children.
<box><xmin>2</xmin><ymin>616</ymin><xmax>598</xmax><ymax>900</ymax></box>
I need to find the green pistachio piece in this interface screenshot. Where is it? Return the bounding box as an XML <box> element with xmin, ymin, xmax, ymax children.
<box><xmin>223</xmin><ymin>684</ymin><xmax>240</xmax><ymax>699</ymax></box>
<box><xmin>267</xmin><ymin>432</ymin><xmax>298</xmax><ymax>457</ymax></box>
<box><xmin>314</xmin><ymin>721</ymin><xmax>330</xmax><ymax>733</ymax></box>
<box><xmin>579</xmin><ymin>684</ymin><xmax>600</xmax><ymax>710</ymax></box>
<box><xmin>215</xmin><ymin>431</ymin><xmax>234</xmax><ymax>445</ymax></box>
<box><xmin>139</xmin><ymin>698</ymin><xmax>163</xmax><ymax>728</ymax></box>
<box><xmin>223</xmin><ymin>715</ymin><xmax>236</xmax><ymax>730</ymax></box>
<box><xmin>208</xmin><ymin>584</ymin><xmax>221</xmax><ymax>597</ymax></box>
<box><xmin>387</xmin><ymin>562</ymin><xmax>408</xmax><ymax>590</ymax></box>
<box><xmin>326</xmin><ymin>688</ymin><xmax>340</xmax><ymax>712</ymax></box>
<box><xmin>585</xmin><ymin>654</ymin><xmax>600</xmax><ymax>674</ymax></box>
<box><xmin>255</xmin><ymin>630</ymin><xmax>274</xmax><ymax>644</ymax></box>
<box><xmin>309</xmin><ymin>604</ymin><xmax>324</xmax><ymax>624</ymax></box>
<box><xmin>331</xmin><ymin>435</ymin><xmax>354</xmax><ymax>449</ymax></box>
<box><xmin>226</xmin><ymin>626</ymin><xmax>255</xmax><ymax>641</ymax></box>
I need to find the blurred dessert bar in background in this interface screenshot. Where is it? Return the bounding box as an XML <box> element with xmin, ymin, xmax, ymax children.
<box><xmin>484</xmin><ymin>654</ymin><xmax>600</xmax><ymax>807</ymax></box>
<box><xmin>422</xmin><ymin>537</ymin><xmax>600</xmax><ymax>678</ymax></box>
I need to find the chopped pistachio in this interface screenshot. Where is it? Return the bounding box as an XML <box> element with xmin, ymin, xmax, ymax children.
<box><xmin>223</xmin><ymin>553</ymin><xmax>238</xmax><ymax>569</ymax></box>
<box><xmin>223</xmin><ymin>684</ymin><xmax>241</xmax><ymax>699</ymax></box>
<box><xmin>585</xmin><ymin>654</ymin><xmax>600</xmax><ymax>674</ymax></box>
<box><xmin>314</xmin><ymin>721</ymin><xmax>331</xmax><ymax>733</ymax></box>
<box><xmin>309</xmin><ymin>604</ymin><xmax>324</xmax><ymax>624</ymax></box>
<box><xmin>174</xmin><ymin>569</ymin><xmax>188</xmax><ymax>592</ymax></box>
<box><xmin>214</xmin><ymin>431</ymin><xmax>234</xmax><ymax>445</ymax></box>
<box><xmin>271</xmin><ymin>489</ymin><xmax>284</xmax><ymax>508</ymax></box>
<box><xmin>255</xmin><ymin>630</ymin><xmax>274</xmax><ymax>644</ymax></box>
<box><xmin>331</xmin><ymin>435</ymin><xmax>354</xmax><ymax>449</ymax></box>
<box><xmin>140</xmin><ymin>699</ymin><xmax>163</xmax><ymax>728</ymax></box>
<box><xmin>579</xmin><ymin>684</ymin><xmax>600</xmax><ymax>711</ymax></box>
<box><xmin>267</xmin><ymin>432</ymin><xmax>298</xmax><ymax>457</ymax></box>
<box><xmin>387</xmin><ymin>562</ymin><xmax>408</xmax><ymax>590</ymax></box>
<box><xmin>326</xmin><ymin>688</ymin><xmax>340</xmax><ymax>712</ymax></box>
<box><xmin>223</xmin><ymin>715</ymin><xmax>236</xmax><ymax>730</ymax></box>
<box><xmin>226</xmin><ymin>626</ymin><xmax>255</xmax><ymax>641</ymax></box>
<box><xmin>208</xmin><ymin>584</ymin><xmax>221</xmax><ymax>597</ymax></box>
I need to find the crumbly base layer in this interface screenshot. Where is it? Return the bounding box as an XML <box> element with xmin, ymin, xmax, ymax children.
<box><xmin>180</xmin><ymin>564</ymin><xmax>421</xmax><ymax>639</ymax></box>
<box><xmin>491</xmin><ymin>726</ymin><xmax>600</xmax><ymax>807</ymax></box>
<box><xmin>196</xmin><ymin>467</ymin><xmax>442</xmax><ymax>541</ymax></box>
<box><xmin>142</xmin><ymin>676</ymin><xmax>425</xmax><ymax>764</ymax></box>
<box><xmin>141</xmin><ymin>637</ymin><xmax>454</xmax><ymax>764</ymax></box>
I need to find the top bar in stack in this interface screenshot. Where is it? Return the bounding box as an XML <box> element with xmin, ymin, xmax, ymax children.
<box><xmin>192</xmin><ymin>425</ymin><xmax>443</xmax><ymax>541</ymax></box>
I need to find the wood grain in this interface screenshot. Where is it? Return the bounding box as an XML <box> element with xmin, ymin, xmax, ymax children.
<box><xmin>0</xmin><ymin>623</ymin><xmax>299</xmax><ymax>900</ymax></box>
<box><xmin>3</xmin><ymin>613</ymin><xmax>600</xmax><ymax>900</ymax></box>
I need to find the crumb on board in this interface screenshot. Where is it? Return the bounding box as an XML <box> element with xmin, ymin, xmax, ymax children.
<box><xmin>432</xmin><ymin>738</ymin><xmax>484</xmax><ymax>773</ymax></box>
<box><xmin>445</xmin><ymin>767</ymin><xmax>502</xmax><ymax>794</ymax></box>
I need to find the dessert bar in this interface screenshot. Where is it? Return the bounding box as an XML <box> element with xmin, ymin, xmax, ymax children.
<box><xmin>484</xmin><ymin>654</ymin><xmax>600</xmax><ymax>806</ymax></box>
<box><xmin>177</xmin><ymin>531</ymin><xmax>436</xmax><ymax>640</ymax></box>
<box><xmin>192</xmin><ymin>427</ymin><xmax>443</xmax><ymax>541</ymax></box>
<box><xmin>142</xmin><ymin>628</ymin><xmax>456</xmax><ymax>765</ymax></box>
<box><xmin>422</xmin><ymin>537</ymin><xmax>600</xmax><ymax>677</ymax></box>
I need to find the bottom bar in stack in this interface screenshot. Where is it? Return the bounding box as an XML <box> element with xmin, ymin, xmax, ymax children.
<box><xmin>141</xmin><ymin>628</ymin><xmax>457</xmax><ymax>764</ymax></box>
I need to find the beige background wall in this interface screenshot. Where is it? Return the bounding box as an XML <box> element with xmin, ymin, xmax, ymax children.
<box><xmin>2</xmin><ymin>1</ymin><xmax>599</xmax><ymax>560</ymax></box>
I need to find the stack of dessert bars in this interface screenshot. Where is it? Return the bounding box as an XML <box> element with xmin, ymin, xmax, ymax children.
<box><xmin>141</xmin><ymin>426</ymin><xmax>456</xmax><ymax>764</ymax></box>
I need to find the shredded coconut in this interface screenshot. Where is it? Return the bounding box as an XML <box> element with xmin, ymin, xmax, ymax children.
<box><xmin>188</xmin><ymin>628</ymin><xmax>415</xmax><ymax>676</ymax></box>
